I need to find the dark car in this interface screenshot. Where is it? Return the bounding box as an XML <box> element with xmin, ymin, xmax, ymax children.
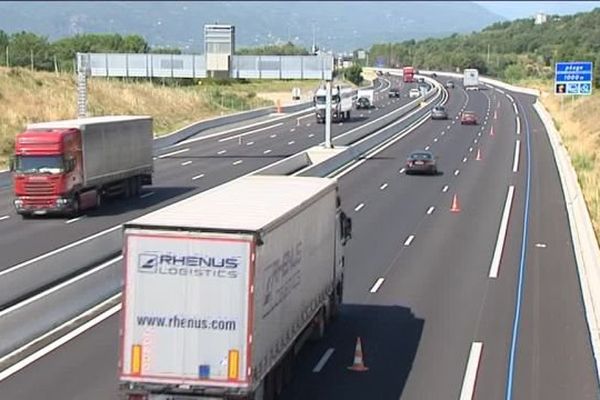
<box><xmin>460</xmin><ymin>111</ymin><xmax>478</xmax><ymax>125</ymax></box>
<box><xmin>406</xmin><ymin>151</ymin><xmax>438</xmax><ymax>175</ymax></box>
<box><xmin>446</xmin><ymin>80</ymin><xmax>455</xmax><ymax>89</ymax></box>
<box><xmin>376</xmin><ymin>70</ymin><xmax>383</xmax><ymax>76</ymax></box>
<box><xmin>388</xmin><ymin>87</ymin><xmax>401</xmax><ymax>98</ymax></box>
<box><xmin>356</xmin><ymin>97</ymin><xmax>371</xmax><ymax>109</ymax></box>
<box><xmin>431</xmin><ymin>105</ymin><xmax>448</xmax><ymax>120</ymax></box>
<box><xmin>432</xmin><ymin>73</ymin><xmax>438</xmax><ymax>78</ymax></box>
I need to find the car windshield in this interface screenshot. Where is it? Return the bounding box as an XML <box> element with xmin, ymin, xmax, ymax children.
<box><xmin>410</xmin><ymin>152</ymin><xmax>433</xmax><ymax>160</ymax></box>
<box><xmin>434</xmin><ymin>106</ymin><xmax>445</xmax><ymax>111</ymax></box>
<box><xmin>464</xmin><ymin>112</ymin><xmax>475</xmax><ymax>116</ymax></box>
<box><xmin>15</xmin><ymin>155</ymin><xmax>64</xmax><ymax>174</ymax></box>
<box><xmin>315</xmin><ymin>95</ymin><xmax>340</xmax><ymax>105</ymax></box>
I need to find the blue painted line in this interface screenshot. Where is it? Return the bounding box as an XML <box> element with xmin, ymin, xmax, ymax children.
<box><xmin>504</xmin><ymin>96</ymin><xmax>533</xmax><ymax>399</ymax></box>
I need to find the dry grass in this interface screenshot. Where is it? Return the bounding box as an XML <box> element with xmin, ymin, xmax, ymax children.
<box><xmin>0</xmin><ymin>67</ymin><xmax>321</xmax><ymax>168</ymax></box>
<box><xmin>522</xmin><ymin>78</ymin><xmax>600</xmax><ymax>238</ymax></box>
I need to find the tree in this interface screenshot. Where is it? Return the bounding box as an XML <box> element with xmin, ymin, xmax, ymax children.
<box><xmin>8</xmin><ymin>31</ymin><xmax>52</xmax><ymax>70</ymax></box>
<box><xmin>344</xmin><ymin>64</ymin><xmax>363</xmax><ymax>86</ymax></box>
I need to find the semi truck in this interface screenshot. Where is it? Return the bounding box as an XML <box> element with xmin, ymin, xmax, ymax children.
<box><xmin>313</xmin><ymin>85</ymin><xmax>354</xmax><ymax>123</ymax></box>
<box><xmin>11</xmin><ymin>116</ymin><xmax>153</xmax><ymax>218</ymax></box>
<box><xmin>119</xmin><ymin>175</ymin><xmax>352</xmax><ymax>400</ymax></box>
<box><xmin>463</xmin><ymin>68</ymin><xmax>480</xmax><ymax>91</ymax></box>
<box><xmin>403</xmin><ymin>66</ymin><xmax>415</xmax><ymax>83</ymax></box>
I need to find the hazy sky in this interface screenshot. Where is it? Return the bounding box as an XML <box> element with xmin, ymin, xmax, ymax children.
<box><xmin>475</xmin><ymin>1</ymin><xmax>600</xmax><ymax>19</ymax></box>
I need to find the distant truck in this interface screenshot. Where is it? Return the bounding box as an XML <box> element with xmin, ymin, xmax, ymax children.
<box><xmin>119</xmin><ymin>175</ymin><xmax>352</xmax><ymax>400</ymax></box>
<box><xmin>11</xmin><ymin>116</ymin><xmax>153</xmax><ymax>218</ymax></box>
<box><xmin>463</xmin><ymin>68</ymin><xmax>480</xmax><ymax>91</ymax></box>
<box><xmin>356</xmin><ymin>88</ymin><xmax>374</xmax><ymax>109</ymax></box>
<box><xmin>313</xmin><ymin>85</ymin><xmax>354</xmax><ymax>123</ymax></box>
<box><xmin>403</xmin><ymin>66</ymin><xmax>415</xmax><ymax>83</ymax></box>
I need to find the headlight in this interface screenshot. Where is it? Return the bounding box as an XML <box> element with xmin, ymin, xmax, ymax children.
<box><xmin>55</xmin><ymin>198</ymin><xmax>69</xmax><ymax>206</ymax></box>
<box><xmin>14</xmin><ymin>199</ymin><xmax>23</xmax><ymax>207</ymax></box>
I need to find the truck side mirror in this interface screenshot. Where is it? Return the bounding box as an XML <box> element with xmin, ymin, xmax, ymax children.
<box><xmin>65</xmin><ymin>158</ymin><xmax>75</xmax><ymax>172</ymax></box>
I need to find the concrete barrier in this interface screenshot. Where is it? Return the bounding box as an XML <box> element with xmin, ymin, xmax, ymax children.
<box><xmin>0</xmin><ymin>257</ymin><xmax>120</xmax><ymax>357</ymax></box>
<box><xmin>534</xmin><ymin>101</ymin><xmax>600</xmax><ymax>382</ymax></box>
<box><xmin>153</xmin><ymin>101</ymin><xmax>311</xmax><ymax>151</ymax></box>
<box><xmin>0</xmin><ymin>226</ymin><xmax>121</xmax><ymax>307</ymax></box>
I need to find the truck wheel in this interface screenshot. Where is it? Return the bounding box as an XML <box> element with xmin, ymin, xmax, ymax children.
<box><xmin>347</xmin><ymin>111</ymin><xmax>351</xmax><ymax>120</ymax></box>
<box><xmin>19</xmin><ymin>212</ymin><xmax>32</xmax><ymax>220</ymax></box>
<box><xmin>70</xmin><ymin>196</ymin><xmax>81</xmax><ymax>218</ymax></box>
<box><xmin>95</xmin><ymin>191</ymin><xmax>102</xmax><ymax>209</ymax></box>
<box><xmin>310</xmin><ymin>309</ymin><xmax>326</xmax><ymax>341</ymax></box>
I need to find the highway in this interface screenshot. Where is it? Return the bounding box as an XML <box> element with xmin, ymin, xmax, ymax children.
<box><xmin>0</xmin><ymin>77</ymin><xmax>407</xmax><ymax>269</ymax></box>
<box><xmin>0</xmin><ymin>77</ymin><xmax>598</xmax><ymax>400</ymax></box>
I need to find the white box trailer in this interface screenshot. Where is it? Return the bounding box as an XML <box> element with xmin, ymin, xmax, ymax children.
<box><xmin>463</xmin><ymin>68</ymin><xmax>480</xmax><ymax>91</ymax></box>
<box><xmin>119</xmin><ymin>175</ymin><xmax>352</xmax><ymax>400</ymax></box>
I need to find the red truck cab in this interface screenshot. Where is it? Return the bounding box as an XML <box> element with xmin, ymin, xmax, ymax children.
<box><xmin>403</xmin><ymin>66</ymin><xmax>415</xmax><ymax>83</ymax></box>
<box><xmin>12</xmin><ymin>128</ymin><xmax>86</xmax><ymax>216</ymax></box>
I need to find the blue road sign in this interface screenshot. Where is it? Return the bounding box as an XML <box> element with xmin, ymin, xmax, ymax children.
<box><xmin>555</xmin><ymin>61</ymin><xmax>593</xmax><ymax>95</ymax></box>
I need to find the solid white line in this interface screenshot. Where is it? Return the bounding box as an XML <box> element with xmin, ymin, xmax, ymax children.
<box><xmin>380</xmin><ymin>183</ymin><xmax>388</xmax><ymax>190</ymax></box>
<box><xmin>192</xmin><ymin>174</ymin><xmax>205</xmax><ymax>180</ymax></box>
<box><xmin>217</xmin><ymin>122</ymin><xmax>284</xmax><ymax>143</ymax></box>
<box><xmin>516</xmin><ymin>116</ymin><xmax>521</xmax><ymax>135</ymax></box>
<box><xmin>354</xmin><ymin>203</ymin><xmax>365</xmax><ymax>212</ymax></box>
<box><xmin>158</xmin><ymin>148</ymin><xmax>189</xmax><ymax>159</ymax></box>
<box><xmin>399</xmin><ymin>168</ymin><xmax>406</xmax><ymax>174</ymax></box>
<box><xmin>512</xmin><ymin>140</ymin><xmax>521</xmax><ymax>173</ymax></box>
<box><xmin>0</xmin><ymin>225</ymin><xmax>122</xmax><ymax>278</ymax></box>
<box><xmin>442</xmin><ymin>185</ymin><xmax>449</xmax><ymax>192</ymax></box>
<box><xmin>140</xmin><ymin>191</ymin><xmax>155</xmax><ymax>199</ymax></box>
<box><xmin>217</xmin><ymin>150</ymin><xmax>227</xmax><ymax>155</ymax></box>
<box><xmin>404</xmin><ymin>235</ymin><xmax>415</xmax><ymax>246</ymax></box>
<box><xmin>369</xmin><ymin>278</ymin><xmax>385</xmax><ymax>293</ymax></box>
<box><xmin>459</xmin><ymin>342</ymin><xmax>484</xmax><ymax>400</ymax></box>
<box><xmin>288</xmin><ymin>141</ymin><xmax>295</xmax><ymax>145</ymax></box>
<box><xmin>181</xmin><ymin>161</ymin><xmax>192</xmax><ymax>166</ymax></box>
<box><xmin>427</xmin><ymin>206</ymin><xmax>435</xmax><ymax>215</ymax></box>
<box><xmin>312</xmin><ymin>348</ymin><xmax>335</xmax><ymax>373</ymax></box>
<box><xmin>454</xmin><ymin>169</ymin><xmax>460</xmax><ymax>176</ymax></box>
<box><xmin>297</xmin><ymin>113</ymin><xmax>312</xmax><ymax>121</ymax></box>
<box><xmin>233</xmin><ymin>160</ymin><xmax>243</xmax><ymax>166</ymax></box>
<box><xmin>0</xmin><ymin>215</ymin><xmax>9</xmax><ymax>221</ymax></box>
<box><xmin>0</xmin><ymin>300</ymin><xmax>122</xmax><ymax>382</ymax></box>
<box><xmin>263</xmin><ymin>149</ymin><xmax>272</xmax><ymax>154</ymax></box>
<box><xmin>489</xmin><ymin>185</ymin><xmax>515</xmax><ymax>278</ymax></box>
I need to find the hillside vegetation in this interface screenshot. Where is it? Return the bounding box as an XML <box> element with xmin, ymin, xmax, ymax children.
<box><xmin>369</xmin><ymin>8</ymin><xmax>600</xmax><ymax>85</ymax></box>
<box><xmin>0</xmin><ymin>67</ymin><xmax>318</xmax><ymax>168</ymax></box>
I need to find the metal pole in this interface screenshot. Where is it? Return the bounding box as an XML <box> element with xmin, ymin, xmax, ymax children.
<box><xmin>325</xmin><ymin>80</ymin><xmax>332</xmax><ymax>148</ymax></box>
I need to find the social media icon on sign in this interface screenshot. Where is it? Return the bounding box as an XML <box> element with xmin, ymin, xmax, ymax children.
<box><xmin>567</xmin><ymin>82</ymin><xmax>579</xmax><ymax>94</ymax></box>
<box><xmin>580</xmin><ymin>83</ymin><xmax>591</xmax><ymax>94</ymax></box>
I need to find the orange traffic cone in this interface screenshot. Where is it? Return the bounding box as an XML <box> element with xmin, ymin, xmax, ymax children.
<box><xmin>450</xmin><ymin>194</ymin><xmax>461</xmax><ymax>213</ymax></box>
<box><xmin>476</xmin><ymin>148</ymin><xmax>482</xmax><ymax>161</ymax></box>
<box><xmin>490</xmin><ymin>126</ymin><xmax>495</xmax><ymax>136</ymax></box>
<box><xmin>347</xmin><ymin>337</ymin><xmax>369</xmax><ymax>372</ymax></box>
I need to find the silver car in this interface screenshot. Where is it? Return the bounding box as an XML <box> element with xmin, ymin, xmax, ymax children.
<box><xmin>431</xmin><ymin>106</ymin><xmax>448</xmax><ymax>120</ymax></box>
